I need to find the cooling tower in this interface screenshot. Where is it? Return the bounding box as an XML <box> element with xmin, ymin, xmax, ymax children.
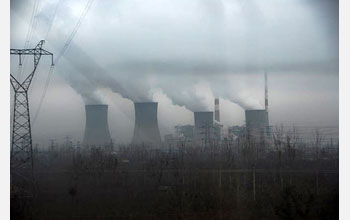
<box><xmin>245</xmin><ymin>110</ymin><xmax>268</xmax><ymax>128</ymax></box>
<box><xmin>194</xmin><ymin>111</ymin><xmax>214</xmax><ymax>129</ymax></box>
<box><xmin>83</xmin><ymin>104</ymin><xmax>112</xmax><ymax>146</ymax></box>
<box><xmin>194</xmin><ymin>112</ymin><xmax>214</xmax><ymax>145</ymax></box>
<box><xmin>132</xmin><ymin>102</ymin><xmax>162</xmax><ymax>145</ymax></box>
<box><xmin>245</xmin><ymin>109</ymin><xmax>269</xmax><ymax>139</ymax></box>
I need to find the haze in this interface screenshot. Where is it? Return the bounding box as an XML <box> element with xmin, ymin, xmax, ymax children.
<box><xmin>10</xmin><ymin>0</ymin><xmax>338</xmax><ymax>145</ymax></box>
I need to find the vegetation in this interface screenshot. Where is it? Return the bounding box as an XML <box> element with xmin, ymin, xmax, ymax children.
<box><xmin>11</xmin><ymin>128</ymin><xmax>338</xmax><ymax>219</ymax></box>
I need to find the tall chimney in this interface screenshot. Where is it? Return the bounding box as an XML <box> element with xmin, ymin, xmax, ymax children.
<box><xmin>214</xmin><ymin>98</ymin><xmax>220</xmax><ymax>122</ymax></box>
<box><xmin>265</xmin><ymin>71</ymin><xmax>268</xmax><ymax>112</ymax></box>
<box><xmin>132</xmin><ymin>102</ymin><xmax>162</xmax><ymax>145</ymax></box>
<box><xmin>83</xmin><ymin>104</ymin><xmax>112</xmax><ymax>146</ymax></box>
<box><xmin>264</xmin><ymin>71</ymin><xmax>271</xmax><ymax>136</ymax></box>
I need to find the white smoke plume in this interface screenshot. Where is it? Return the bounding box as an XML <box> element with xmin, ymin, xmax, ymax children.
<box><xmin>13</xmin><ymin>0</ymin><xmax>337</xmax><ymax>112</ymax></box>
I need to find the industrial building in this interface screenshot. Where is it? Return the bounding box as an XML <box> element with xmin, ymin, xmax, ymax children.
<box><xmin>174</xmin><ymin>99</ymin><xmax>222</xmax><ymax>146</ymax></box>
<box><xmin>244</xmin><ymin>72</ymin><xmax>271</xmax><ymax>143</ymax></box>
<box><xmin>227</xmin><ymin>125</ymin><xmax>245</xmax><ymax>140</ymax></box>
<box><xmin>175</xmin><ymin>125</ymin><xmax>195</xmax><ymax>142</ymax></box>
<box><xmin>82</xmin><ymin>73</ymin><xmax>270</xmax><ymax>148</ymax></box>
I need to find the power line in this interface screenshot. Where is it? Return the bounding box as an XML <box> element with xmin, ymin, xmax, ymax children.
<box><xmin>18</xmin><ymin>0</ymin><xmax>42</xmax><ymax>81</ymax></box>
<box><xmin>32</xmin><ymin>0</ymin><xmax>95</xmax><ymax>125</ymax></box>
<box><xmin>44</xmin><ymin>0</ymin><xmax>63</xmax><ymax>41</ymax></box>
<box><xmin>32</xmin><ymin>65</ymin><xmax>54</xmax><ymax>125</ymax></box>
<box><xmin>32</xmin><ymin>0</ymin><xmax>64</xmax><ymax>124</ymax></box>
<box><xmin>55</xmin><ymin>0</ymin><xmax>94</xmax><ymax>62</ymax></box>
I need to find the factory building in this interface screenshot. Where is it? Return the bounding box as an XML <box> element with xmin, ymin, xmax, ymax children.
<box><xmin>175</xmin><ymin>125</ymin><xmax>195</xmax><ymax>142</ymax></box>
<box><xmin>213</xmin><ymin>122</ymin><xmax>223</xmax><ymax>142</ymax></box>
<box><xmin>227</xmin><ymin>125</ymin><xmax>245</xmax><ymax>140</ymax></box>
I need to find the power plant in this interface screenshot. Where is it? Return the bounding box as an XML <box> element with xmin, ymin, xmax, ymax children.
<box><xmin>132</xmin><ymin>102</ymin><xmax>162</xmax><ymax>146</ymax></box>
<box><xmin>244</xmin><ymin>72</ymin><xmax>270</xmax><ymax>141</ymax></box>
<box><xmin>245</xmin><ymin>109</ymin><xmax>269</xmax><ymax>138</ymax></box>
<box><xmin>174</xmin><ymin>99</ymin><xmax>221</xmax><ymax>145</ymax></box>
<box><xmin>214</xmin><ymin>98</ymin><xmax>223</xmax><ymax>142</ymax></box>
<box><xmin>175</xmin><ymin>125</ymin><xmax>195</xmax><ymax>142</ymax></box>
<box><xmin>9</xmin><ymin>2</ymin><xmax>339</xmax><ymax>219</ymax></box>
<box><xmin>194</xmin><ymin>111</ymin><xmax>215</xmax><ymax>145</ymax></box>
<box><xmin>83</xmin><ymin>104</ymin><xmax>112</xmax><ymax>146</ymax></box>
<box><xmin>77</xmin><ymin>73</ymin><xmax>269</xmax><ymax>147</ymax></box>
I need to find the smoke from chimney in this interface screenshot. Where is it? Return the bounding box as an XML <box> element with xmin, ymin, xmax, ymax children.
<box><xmin>61</xmin><ymin>42</ymin><xmax>263</xmax><ymax>112</ymax></box>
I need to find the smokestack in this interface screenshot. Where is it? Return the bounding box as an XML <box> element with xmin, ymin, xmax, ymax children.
<box><xmin>265</xmin><ymin>71</ymin><xmax>268</xmax><ymax>112</ymax></box>
<box><xmin>194</xmin><ymin>111</ymin><xmax>214</xmax><ymax>145</ymax></box>
<box><xmin>132</xmin><ymin>102</ymin><xmax>162</xmax><ymax>145</ymax></box>
<box><xmin>83</xmin><ymin>105</ymin><xmax>112</xmax><ymax>146</ymax></box>
<box><xmin>214</xmin><ymin>98</ymin><xmax>220</xmax><ymax>122</ymax></box>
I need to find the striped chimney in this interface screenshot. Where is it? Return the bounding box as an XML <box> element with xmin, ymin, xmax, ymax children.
<box><xmin>214</xmin><ymin>98</ymin><xmax>220</xmax><ymax>122</ymax></box>
<box><xmin>264</xmin><ymin>71</ymin><xmax>268</xmax><ymax>112</ymax></box>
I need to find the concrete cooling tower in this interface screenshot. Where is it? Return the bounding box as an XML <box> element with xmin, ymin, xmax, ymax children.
<box><xmin>245</xmin><ymin>109</ymin><xmax>269</xmax><ymax>140</ymax></box>
<box><xmin>194</xmin><ymin>111</ymin><xmax>214</xmax><ymax>145</ymax></box>
<box><xmin>245</xmin><ymin>110</ymin><xmax>269</xmax><ymax>129</ymax></box>
<box><xmin>194</xmin><ymin>111</ymin><xmax>214</xmax><ymax>128</ymax></box>
<box><xmin>83</xmin><ymin>104</ymin><xmax>112</xmax><ymax>146</ymax></box>
<box><xmin>132</xmin><ymin>102</ymin><xmax>162</xmax><ymax>145</ymax></box>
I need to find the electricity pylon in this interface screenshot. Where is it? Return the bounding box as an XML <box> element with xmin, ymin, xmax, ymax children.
<box><xmin>10</xmin><ymin>40</ymin><xmax>53</xmax><ymax>183</ymax></box>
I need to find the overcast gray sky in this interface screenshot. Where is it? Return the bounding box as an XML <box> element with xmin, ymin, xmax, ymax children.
<box><xmin>10</xmin><ymin>0</ymin><xmax>338</xmax><ymax>145</ymax></box>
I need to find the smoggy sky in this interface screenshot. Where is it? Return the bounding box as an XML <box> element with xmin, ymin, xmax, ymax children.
<box><xmin>10</xmin><ymin>0</ymin><xmax>338</xmax><ymax>145</ymax></box>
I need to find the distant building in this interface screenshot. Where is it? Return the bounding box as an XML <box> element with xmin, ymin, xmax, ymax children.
<box><xmin>175</xmin><ymin>125</ymin><xmax>194</xmax><ymax>142</ymax></box>
<box><xmin>213</xmin><ymin>122</ymin><xmax>223</xmax><ymax>142</ymax></box>
<box><xmin>164</xmin><ymin>134</ymin><xmax>175</xmax><ymax>146</ymax></box>
<box><xmin>228</xmin><ymin>125</ymin><xmax>245</xmax><ymax>140</ymax></box>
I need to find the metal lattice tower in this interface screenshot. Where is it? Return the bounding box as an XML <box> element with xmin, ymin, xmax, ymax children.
<box><xmin>10</xmin><ymin>40</ymin><xmax>53</xmax><ymax>175</ymax></box>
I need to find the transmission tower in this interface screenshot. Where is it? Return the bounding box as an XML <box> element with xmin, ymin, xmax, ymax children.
<box><xmin>10</xmin><ymin>40</ymin><xmax>53</xmax><ymax>181</ymax></box>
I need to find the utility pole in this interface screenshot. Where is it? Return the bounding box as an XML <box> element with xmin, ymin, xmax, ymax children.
<box><xmin>10</xmin><ymin>40</ymin><xmax>53</xmax><ymax>189</ymax></box>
